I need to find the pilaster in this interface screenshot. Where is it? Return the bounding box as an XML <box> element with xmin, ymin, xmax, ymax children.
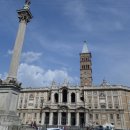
<box><xmin>49</xmin><ymin>112</ymin><xmax>53</xmax><ymax>125</ymax></box>
<box><xmin>36</xmin><ymin>113</ymin><xmax>40</xmax><ymax>124</ymax></box>
<box><xmin>76</xmin><ymin>112</ymin><xmax>79</xmax><ymax>126</ymax></box>
<box><xmin>58</xmin><ymin>112</ymin><xmax>61</xmax><ymax>126</ymax></box>
<box><xmin>67</xmin><ymin>112</ymin><xmax>71</xmax><ymax>126</ymax></box>
<box><xmin>41</xmin><ymin>112</ymin><xmax>45</xmax><ymax>125</ymax></box>
<box><xmin>85</xmin><ymin>112</ymin><xmax>88</xmax><ymax>126</ymax></box>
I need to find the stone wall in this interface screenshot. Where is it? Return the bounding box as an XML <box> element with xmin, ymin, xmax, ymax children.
<box><xmin>0</xmin><ymin>125</ymin><xmax>36</xmax><ymax>130</ymax></box>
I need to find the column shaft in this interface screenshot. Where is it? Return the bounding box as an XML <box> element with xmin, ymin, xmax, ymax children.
<box><xmin>36</xmin><ymin>113</ymin><xmax>40</xmax><ymax>124</ymax></box>
<box><xmin>41</xmin><ymin>112</ymin><xmax>45</xmax><ymax>125</ymax></box>
<box><xmin>76</xmin><ymin>112</ymin><xmax>79</xmax><ymax>126</ymax></box>
<box><xmin>58</xmin><ymin>112</ymin><xmax>61</xmax><ymax>126</ymax></box>
<box><xmin>8</xmin><ymin>20</ymin><xmax>27</xmax><ymax>80</ymax></box>
<box><xmin>85</xmin><ymin>112</ymin><xmax>88</xmax><ymax>126</ymax></box>
<box><xmin>76</xmin><ymin>92</ymin><xmax>79</xmax><ymax>103</ymax></box>
<box><xmin>68</xmin><ymin>92</ymin><xmax>70</xmax><ymax>103</ymax></box>
<box><xmin>49</xmin><ymin>112</ymin><xmax>53</xmax><ymax>125</ymax></box>
<box><xmin>67</xmin><ymin>112</ymin><xmax>71</xmax><ymax>126</ymax></box>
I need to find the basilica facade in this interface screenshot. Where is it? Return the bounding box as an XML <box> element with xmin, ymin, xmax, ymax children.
<box><xmin>17</xmin><ymin>43</ymin><xmax>130</xmax><ymax>129</ymax></box>
<box><xmin>0</xmin><ymin>1</ymin><xmax>129</xmax><ymax>129</ymax></box>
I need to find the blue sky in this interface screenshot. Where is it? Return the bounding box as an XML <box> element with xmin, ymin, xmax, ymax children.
<box><xmin>0</xmin><ymin>0</ymin><xmax>130</xmax><ymax>87</ymax></box>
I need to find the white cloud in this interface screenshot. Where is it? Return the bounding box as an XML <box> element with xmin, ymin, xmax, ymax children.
<box><xmin>0</xmin><ymin>74</ymin><xmax>2</xmax><ymax>79</ymax></box>
<box><xmin>18</xmin><ymin>63</ymin><xmax>77</xmax><ymax>87</ymax></box>
<box><xmin>7</xmin><ymin>50</ymin><xmax>42</xmax><ymax>63</ymax></box>
<box><xmin>7</xmin><ymin>50</ymin><xmax>13</xmax><ymax>55</ymax></box>
<box><xmin>0</xmin><ymin>72</ymin><xmax>7</xmax><ymax>80</ymax></box>
<box><xmin>21</xmin><ymin>52</ymin><xmax>42</xmax><ymax>63</ymax></box>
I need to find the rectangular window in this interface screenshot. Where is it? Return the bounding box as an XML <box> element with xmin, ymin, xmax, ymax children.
<box><xmin>89</xmin><ymin>114</ymin><xmax>93</xmax><ymax>119</ymax></box>
<box><xmin>107</xmin><ymin>96</ymin><xmax>112</xmax><ymax>103</ymax></box>
<box><xmin>89</xmin><ymin>99</ymin><xmax>92</xmax><ymax>103</ymax></box>
<box><xmin>128</xmin><ymin>106</ymin><xmax>130</xmax><ymax>111</ymax></box>
<box><xmin>53</xmin><ymin>112</ymin><xmax>58</xmax><ymax>125</ymax></box>
<box><xmin>45</xmin><ymin>112</ymin><xmax>49</xmax><ymax>124</ymax></box>
<box><xmin>110</xmin><ymin>114</ymin><xmax>113</xmax><ymax>120</ymax></box>
<box><xmin>71</xmin><ymin>113</ymin><xmax>76</xmax><ymax>126</ymax></box>
<box><xmin>19</xmin><ymin>113</ymin><xmax>21</xmax><ymax>117</ymax></box>
<box><xmin>23</xmin><ymin>113</ymin><xmax>25</xmax><ymax>118</ymax></box>
<box><xmin>113</xmin><ymin>96</ymin><xmax>118</xmax><ymax>103</ymax></box>
<box><xmin>94</xmin><ymin>97</ymin><xmax>98</xmax><ymax>103</ymax></box>
<box><xmin>107</xmin><ymin>91</ymin><xmax>111</xmax><ymax>96</ymax></box>
<box><xmin>117</xmin><ymin>114</ymin><xmax>120</xmax><ymax>120</ymax></box>
<box><xmin>113</xmin><ymin>91</ymin><xmax>118</xmax><ymax>95</ymax></box>
<box><xmin>95</xmin><ymin>114</ymin><xmax>98</xmax><ymax>119</ymax></box>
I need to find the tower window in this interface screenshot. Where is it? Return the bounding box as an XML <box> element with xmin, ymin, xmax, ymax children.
<box><xmin>85</xmin><ymin>65</ymin><xmax>90</xmax><ymax>70</ymax></box>
<box><xmin>82</xmin><ymin>65</ymin><xmax>84</xmax><ymax>69</ymax></box>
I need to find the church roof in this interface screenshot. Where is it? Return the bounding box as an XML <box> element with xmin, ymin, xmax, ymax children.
<box><xmin>82</xmin><ymin>41</ymin><xmax>89</xmax><ymax>53</ymax></box>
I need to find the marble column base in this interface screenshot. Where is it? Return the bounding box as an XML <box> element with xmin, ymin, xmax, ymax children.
<box><xmin>0</xmin><ymin>81</ymin><xmax>21</xmax><ymax>129</ymax></box>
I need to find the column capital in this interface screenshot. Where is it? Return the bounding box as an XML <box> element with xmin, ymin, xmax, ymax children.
<box><xmin>17</xmin><ymin>9</ymin><xmax>33</xmax><ymax>23</ymax></box>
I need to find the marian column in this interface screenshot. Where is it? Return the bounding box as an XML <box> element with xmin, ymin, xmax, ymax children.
<box><xmin>0</xmin><ymin>1</ymin><xmax>32</xmax><ymax>129</ymax></box>
<box><xmin>7</xmin><ymin>0</ymin><xmax>32</xmax><ymax>82</ymax></box>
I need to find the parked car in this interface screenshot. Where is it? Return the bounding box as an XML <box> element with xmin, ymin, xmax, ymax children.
<box><xmin>47</xmin><ymin>128</ymin><xmax>63</xmax><ymax>130</ymax></box>
<box><xmin>94</xmin><ymin>126</ymin><xmax>105</xmax><ymax>130</ymax></box>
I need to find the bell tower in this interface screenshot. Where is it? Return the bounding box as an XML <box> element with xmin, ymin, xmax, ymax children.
<box><xmin>80</xmin><ymin>41</ymin><xmax>92</xmax><ymax>87</ymax></box>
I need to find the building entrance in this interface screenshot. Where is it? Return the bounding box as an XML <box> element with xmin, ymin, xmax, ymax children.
<box><xmin>53</xmin><ymin>112</ymin><xmax>58</xmax><ymax>125</ymax></box>
<box><xmin>79</xmin><ymin>113</ymin><xmax>85</xmax><ymax>127</ymax></box>
<box><xmin>71</xmin><ymin>113</ymin><xmax>76</xmax><ymax>126</ymax></box>
<box><xmin>61</xmin><ymin>112</ymin><xmax>67</xmax><ymax>125</ymax></box>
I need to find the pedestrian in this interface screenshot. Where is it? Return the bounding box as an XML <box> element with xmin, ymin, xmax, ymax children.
<box><xmin>30</xmin><ymin>121</ymin><xmax>33</xmax><ymax>127</ymax></box>
<box><xmin>33</xmin><ymin>121</ymin><xmax>38</xmax><ymax>130</ymax></box>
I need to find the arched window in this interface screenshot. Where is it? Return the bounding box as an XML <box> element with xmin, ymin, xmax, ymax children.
<box><xmin>54</xmin><ymin>93</ymin><xmax>58</xmax><ymax>103</ymax></box>
<box><xmin>71</xmin><ymin>93</ymin><xmax>75</xmax><ymax>103</ymax></box>
<box><xmin>62</xmin><ymin>89</ymin><xmax>67</xmax><ymax>103</ymax></box>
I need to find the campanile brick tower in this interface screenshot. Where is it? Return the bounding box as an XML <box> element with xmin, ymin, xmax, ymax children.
<box><xmin>80</xmin><ymin>41</ymin><xmax>92</xmax><ymax>87</ymax></box>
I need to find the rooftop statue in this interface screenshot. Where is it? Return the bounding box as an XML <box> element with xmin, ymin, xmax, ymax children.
<box><xmin>24</xmin><ymin>0</ymin><xmax>31</xmax><ymax>10</ymax></box>
<box><xmin>25</xmin><ymin>0</ymin><xmax>31</xmax><ymax>5</ymax></box>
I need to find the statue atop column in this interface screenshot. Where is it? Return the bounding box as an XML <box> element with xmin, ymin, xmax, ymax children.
<box><xmin>25</xmin><ymin>0</ymin><xmax>31</xmax><ymax>5</ymax></box>
<box><xmin>24</xmin><ymin>0</ymin><xmax>31</xmax><ymax>9</ymax></box>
